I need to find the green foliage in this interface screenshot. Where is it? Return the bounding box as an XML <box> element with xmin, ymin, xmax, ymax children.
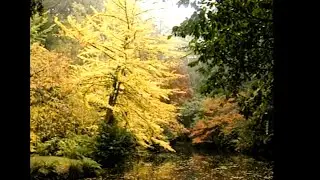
<box><xmin>30</xmin><ymin>12</ymin><xmax>55</xmax><ymax>45</ymax></box>
<box><xmin>80</xmin><ymin>157</ymin><xmax>103</xmax><ymax>176</ymax></box>
<box><xmin>35</xmin><ymin>137</ymin><xmax>61</xmax><ymax>156</ymax></box>
<box><xmin>94</xmin><ymin>121</ymin><xmax>137</xmax><ymax>167</ymax></box>
<box><xmin>34</xmin><ymin>134</ymin><xmax>98</xmax><ymax>161</ymax></box>
<box><xmin>185</xmin><ymin>60</ymin><xmax>206</xmax><ymax>92</ymax></box>
<box><xmin>30</xmin><ymin>156</ymin><xmax>101</xmax><ymax>180</ymax></box>
<box><xmin>56</xmin><ymin>135</ymin><xmax>96</xmax><ymax>160</ymax></box>
<box><xmin>174</xmin><ymin>0</ymin><xmax>273</xmax><ymax>95</ymax></box>
<box><xmin>234</xmin><ymin>77</ymin><xmax>273</xmax><ymax>155</ymax></box>
<box><xmin>173</xmin><ymin>0</ymin><xmax>274</xmax><ymax>156</ymax></box>
<box><xmin>234</xmin><ymin>114</ymin><xmax>273</xmax><ymax>157</ymax></box>
<box><xmin>178</xmin><ymin>95</ymin><xmax>204</xmax><ymax>128</ymax></box>
<box><xmin>31</xmin><ymin>0</ymin><xmax>44</xmax><ymax>17</ymax></box>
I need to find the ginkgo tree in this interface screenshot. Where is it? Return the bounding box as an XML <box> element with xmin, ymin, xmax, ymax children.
<box><xmin>55</xmin><ymin>0</ymin><xmax>186</xmax><ymax>151</ymax></box>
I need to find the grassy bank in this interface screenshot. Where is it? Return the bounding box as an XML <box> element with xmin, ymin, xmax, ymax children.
<box><xmin>30</xmin><ymin>156</ymin><xmax>101</xmax><ymax>180</ymax></box>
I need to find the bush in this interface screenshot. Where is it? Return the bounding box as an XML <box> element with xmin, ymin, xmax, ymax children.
<box><xmin>188</xmin><ymin>96</ymin><xmax>244</xmax><ymax>150</ymax></box>
<box><xmin>31</xmin><ymin>131</ymin><xmax>38</xmax><ymax>154</ymax></box>
<box><xmin>234</xmin><ymin>117</ymin><xmax>273</xmax><ymax>159</ymax></box>
<box><xmin>56</xmin><ymin>134</ymin><xmax>96</xmax><ymax>160</ymax></box>
<box><xmin>30</xmin><ymin>156</ymin><xmax>101</xmax><ymax>180</ymax></box>
<box><xmin>94</xmin><ymin>122</ymin><xmax>136</xmax><ymax>167</ymax></box>
<box><xmin>80</xmin><ymin>157</ymin><xmax>103</xmax><ymax>177</ymax></box>
<box><xmin>35</xmin><ymin>137</ymin><xmax>61</xmax><ymax>156</ymax></box>
<box><xmin>178</xmin><ymin>95</ymin><xmax>204</xmax><ymax>128</ymax></box>
<box><xmin>33</xmin><ymin>134</ymin><xmax>97</xmax><ymax>159</ymax></box>
<box><xmin>234</xmin><ymin>78</ymin><xmax>274</xmax><ymax>159</ymax></box>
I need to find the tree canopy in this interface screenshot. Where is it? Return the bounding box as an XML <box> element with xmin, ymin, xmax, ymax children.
<box><xmin>172</xmin><ymin>0</ymin><xmax>274</xmax><ymax>154</ymax></box>
<box><xmin>30</xmin><ymin>1</ymin><xmax>275</xmax><ymax>177</ymax></box>
<box><xmin>54</xmin><ymin>0</ymin><xmax>186</xmax><ymax>151</ymax></box>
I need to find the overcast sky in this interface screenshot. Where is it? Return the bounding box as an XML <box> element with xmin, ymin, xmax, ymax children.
<box><xmin>139</xmin><ymin>0</ymin><xmax>195</xmax><ymax>32</ymax></box>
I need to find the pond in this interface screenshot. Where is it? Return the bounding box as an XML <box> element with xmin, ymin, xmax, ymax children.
<box><xmin>87</xmin><ymin>143</ymin><xmax>273</xmax><ymax>180</ymax></box>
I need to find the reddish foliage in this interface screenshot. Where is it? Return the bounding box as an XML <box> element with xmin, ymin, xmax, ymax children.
<box><xmin>189</xmin><ymin>97</ymin><xmax>244</xmax><ymax>144</ymax></box>
<box><xmin>167</xmin><ymin>62</ymin><xmax>193</xmax><ymax>105</ymax></box>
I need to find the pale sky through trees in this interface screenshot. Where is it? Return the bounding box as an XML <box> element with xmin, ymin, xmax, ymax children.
<box><xmin>139</xmin><ymin>0</ymin><xmax>194</xmax><ymax>34</ymax></box>
<box><xmin>43</xmin><ymin>0</ymin><xmax>195</xmax><ymax>35</ymax></box>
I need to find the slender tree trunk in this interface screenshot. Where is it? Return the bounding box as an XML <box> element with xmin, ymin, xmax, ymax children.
<box><xmin>105</xmin><ymin>74</ymin><xmax>121</xmax><ymax>125</ymax></box>
<box><xmin>105</xmin><ymin>2</ymin><xmax>132</xmax><ymax>125</ymax></box>
<box><xmin>105</xmin><ymin>108</ymin><xmax>115</xmax><ymax>125</ymax></box>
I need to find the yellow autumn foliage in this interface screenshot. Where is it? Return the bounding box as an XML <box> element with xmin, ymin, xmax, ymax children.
<box><xmin>54</xmin><ymin>0</ymin><xmax>186</xmax><ymax>151</ymax></box>
<box><xmin>30</xmin><ymin>43</ymin><xmax>100</xmax><ymax>142</ymax></box>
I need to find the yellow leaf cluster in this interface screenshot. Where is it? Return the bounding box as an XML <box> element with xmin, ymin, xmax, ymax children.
<box><xmin>30</xmin><ymin>43</ymin><xmax>71</xmax><ymax>91</ymax></box>
<box><xmin>54</xmin><ymin>0</ymin><xmax>186</xmax><ymax>151</ymax></box>
<box><xmin>30</xmin><ymin>43</ymin><xmax>100</xmax><ymax>142</ymax></box>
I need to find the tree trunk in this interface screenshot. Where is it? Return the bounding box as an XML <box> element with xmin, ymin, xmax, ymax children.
<box><xmin>105</xmin><ymin>73</ymin><xmax>121</xmax><ymax>125</ymax></box>
<box><xmin>105</xmin><ymin>108</ymin><xmax>115</xmax><ymax>125</ymax></box>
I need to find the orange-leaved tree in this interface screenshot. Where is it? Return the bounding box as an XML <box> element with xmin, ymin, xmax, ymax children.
<box><xmin>190</xmin><ymin>96</ymin><xmax>244</xmax><ymax>144</ymax></box>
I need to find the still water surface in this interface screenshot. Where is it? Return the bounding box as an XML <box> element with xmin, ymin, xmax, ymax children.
<box><xmin>88</xmin><ymin>143</ymin><xmax>273</xmax><ymax>180</ymax></box>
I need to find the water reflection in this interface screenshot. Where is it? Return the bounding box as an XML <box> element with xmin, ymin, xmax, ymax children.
<box><xmin>87</xmin><ymin>145</ymin><xmax>273</xmax><ymax>180</ymax></box>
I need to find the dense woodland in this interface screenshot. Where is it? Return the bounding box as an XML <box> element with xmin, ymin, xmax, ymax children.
<box><xmin>30</xmin><ymin>0</ymin><xmax>274</xmax><ymax>179</ymax></box>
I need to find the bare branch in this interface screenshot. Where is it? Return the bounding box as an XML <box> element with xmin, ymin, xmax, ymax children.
<box><xmin>30</xmin><ymin>68</ymin><xmax>46</xmax><ymax>78</ymax></box>
<box><xmin>100</xmin><ymin>14</ymin><xmax>127</xmax><ymax>23</ymax></box>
